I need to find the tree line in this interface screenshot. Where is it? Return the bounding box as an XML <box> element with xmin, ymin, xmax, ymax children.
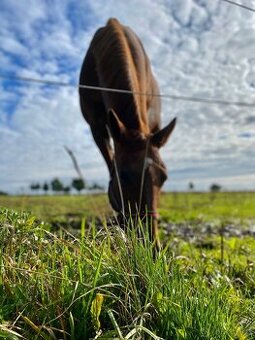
<box><xmin>188</xmin><ymin>182</ymin><xmax>222</xmax><ymax>193</ymax></box>
<box><xmin>30</xmin><ymin>179</ymin><xmax>220</xmax><ymax>195</ymax></box>
<box><xmin>30</xmin><ymin>178</ymin><xmax>104</xmax><ymax>195</ymax></box>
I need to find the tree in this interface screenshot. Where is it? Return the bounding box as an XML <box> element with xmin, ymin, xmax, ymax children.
<box><xmin>72</xmin><ymin>178</ymin><xmax>85</xmax><ymax>193</ymax></box>
<box><xmin>51</xmin><ymin>178</ymin><xmax>64</xmax><ymax>194</ymax></box>
<box><xmin>210</xmin><ymin>183</ymin><xmax>221</xmax><ymax>193</ymax></box>
<box><xmin>43</xmin><ymin>182</ymin><xmax>49</xmax><ymax>194</ymax></box>
<box><xmin>30</xmin><ymin>183</ymin><xmax>40</xmax><ymax>194</ymax></box>
<box><xmin>188</xmin><ymin>182</ymin><xmax>194</xmax><ymax>191</ymax></box>
<box><xmin>0</xmin><ymin>190</ymin><xmax>8</xmax><ymax>196</ymax></box>
<box><xmin>63</xmin><ymin>186</ymin><xmax>71</xmax><ymax>194</ymax></box>
<box><xmin>89</xmin><ymin>182</ymin><xmax>104</xmax><ymax>191</ymax></box>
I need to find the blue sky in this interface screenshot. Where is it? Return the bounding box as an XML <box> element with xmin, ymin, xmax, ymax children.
<box><xmin>0</xmin><ymin>0</ymin><xmax>255</xmax><ymax>194</ymax></box>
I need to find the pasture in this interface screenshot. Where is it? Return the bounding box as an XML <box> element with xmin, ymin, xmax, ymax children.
<box><xmin>0</xmin><ymin>192</ymin><xmax>255</xmax><ymax>339</ymax></box>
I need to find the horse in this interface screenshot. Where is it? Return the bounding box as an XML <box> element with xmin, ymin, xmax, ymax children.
<box><xmin>79</xmin><ymin>18</ymin><xmax>176</xmax><ymax>249</ymax></box>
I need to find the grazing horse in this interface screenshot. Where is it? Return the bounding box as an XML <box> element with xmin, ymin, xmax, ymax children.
<box><xmin>79</xmin><ymin>18</ymin><xmax>176</xmax><ymax>248</ymax></box>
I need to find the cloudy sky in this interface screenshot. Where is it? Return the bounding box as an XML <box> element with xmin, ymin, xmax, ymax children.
<box><xmin>0</xmin><ymin>0</ymin><xmax>255</xmax><ymax>194</ymax></box>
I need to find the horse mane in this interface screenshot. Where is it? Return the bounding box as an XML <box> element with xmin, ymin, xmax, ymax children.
<box><xmin>90</xmin><ymin>18</ymin><xmax>148</xmax><ymax>132</ymax></box>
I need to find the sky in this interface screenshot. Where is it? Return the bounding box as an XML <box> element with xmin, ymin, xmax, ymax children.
<box><xmin>0</xmin><ymin>0</ymin><xmax>255</xmax><ymax>194</ymax></box>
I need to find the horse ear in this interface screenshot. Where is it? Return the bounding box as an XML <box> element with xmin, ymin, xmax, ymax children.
<box><xmin>107</xmin><ymin>109</ymin><xmax>126</xmax><ymax>142</ymax></box>
<box><xmin>151</xmin><ymin>117</ymin><xmax>177</xmax><ymax>148</ymax></box>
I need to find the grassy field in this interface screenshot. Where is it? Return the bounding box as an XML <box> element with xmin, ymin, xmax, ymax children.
<box><xmin>0</xmin><ymin>192</ymin><xmax>255</xmax><ymax>339</ymax></box>
<box><xmin>1</xmin><ymin>191</ymin><xmax>254</xmax><ymax>224</ymax></box>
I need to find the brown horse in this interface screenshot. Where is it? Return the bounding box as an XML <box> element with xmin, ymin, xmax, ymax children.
<box><xmin>79</xmin><ymin>18</ymin><xmax>176</xmax><ymax>247</ymax></box>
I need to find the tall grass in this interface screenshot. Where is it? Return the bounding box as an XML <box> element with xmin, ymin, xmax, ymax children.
<box><xmin>0</xmin><ymin>208</ymin><xmax>254</xmax><ymax>339</ymax></box>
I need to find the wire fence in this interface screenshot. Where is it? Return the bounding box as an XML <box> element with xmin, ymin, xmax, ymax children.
<box><xmin>1</xmin><ymin>0</ymin><xmax>255</xmax><ymax>107</ymax></box>
<box><xmin>1</xmin><ymin>74</ymin><xmax>255</xmax><ymax>108</ymax></box>
<box><xmin>221</xmin><ymin>0</ymin><xmax>255</xmax><ymax>13</ymax></box>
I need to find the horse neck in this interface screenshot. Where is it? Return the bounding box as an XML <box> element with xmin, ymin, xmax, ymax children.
<box><xmin>93</xmin><ymin>20</ymin><xmax>149</xmax><ymax>133</ymax></box>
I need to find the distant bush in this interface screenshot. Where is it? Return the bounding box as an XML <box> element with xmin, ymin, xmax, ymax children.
<box><xmin>72</xmin><ymin>178</ymin><xmax>85</xmax><ymax>193</ymax></box>
<box><xmin>51</xmin><ymin>178</ymin><xmax>64</xmax><ymax>193</ymax></box>
<box><xmin>210</xmin><ymin>183</ymin><xmax>222</xmax><ymax>192</ymax></box>
<box><xmin>89</xmin><ymin>182</ymin><xmax>105</xmax><ymax>191</ymax></box>
<box><xmin>0</xmin><ymin>190</ymin><xmax>8</xmax><ymax>196</ymax></box>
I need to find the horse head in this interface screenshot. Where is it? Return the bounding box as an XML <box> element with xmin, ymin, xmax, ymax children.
<box><xmin>107</xmin><ymin>109</ymin><xmax>176</xmax><ymax>245</ymax></box>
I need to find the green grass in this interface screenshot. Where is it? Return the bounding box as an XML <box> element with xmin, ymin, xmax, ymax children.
<box><xmin>0</xmin><ymin>202</ymin><xmax>255</xmax><ymax>339</ymax></box>
<box><xmin>1</xmin><ymin>191</ymin><xmax>255</xmax><ymax>226</ymax></box>
<box><xmin>159</xmin><ymin>191</ymin><xmax>255</xmax><ymax>223</ymax></box>
<box><xmin>0</xmin><ymin>194</ymin><xmax>110</xmax><ymax>220</ymax></box>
